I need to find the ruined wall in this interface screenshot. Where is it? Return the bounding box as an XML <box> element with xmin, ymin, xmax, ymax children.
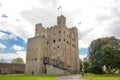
<box><xmin>0</xmin><ymin>63</ymin><xmax>25</xmax><ymax>74</ymax></box>
<box><xmin>46</xmin><ymin>64</ymin><xmax>66</xmax><ymax>74</ymax></box>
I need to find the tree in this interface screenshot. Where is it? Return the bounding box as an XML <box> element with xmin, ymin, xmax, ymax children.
<box><xmin>88</xmin><ymin>37</ymin><xmax>120</xmax><ymax>72</ymax></box>
<box><xmin>83</xmin><ymin>57</ymin><xmax>91</xmax><ymax>73</ymax></box>
<box><xmin>80</xmin><ymin>59</ymin><xmax>83</xmax><ymax>72</ymax></box>
<box><xmin>12</xmin><ymin>58</ymin><xmax>24</xmax><ymax>64</ymax></box>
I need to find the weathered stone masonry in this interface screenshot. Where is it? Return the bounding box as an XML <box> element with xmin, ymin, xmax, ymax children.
<box><xmin>0</xmin><ymin>63</ymin><xmax>25</xmax><ymax>74</ymax></box>
<box><xmin>25</xmin><ymin>15</ymin><xmax>80</xmax><ymax>75</ymax></box>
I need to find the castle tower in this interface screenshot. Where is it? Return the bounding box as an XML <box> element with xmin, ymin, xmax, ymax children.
<box><xmin>57</xmin><ymin>15</ymin><xmax>66</xmax><ymax>27</ymax></box>
<box><xmin>25</xmin><ymin>15</ymin><xmax>80</xmax><ymax>75</ymax></box>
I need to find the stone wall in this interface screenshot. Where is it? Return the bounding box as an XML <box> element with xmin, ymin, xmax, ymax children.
<box><xmin>46</xmin><ymin>64</ymin><xmax>67</xmax><ymax>74</ymax></box>
<box><xmin>0</xmin><ymin>63</ymin><xmax>25</xmax><ymax>74</ymax></box>
<box><xmin>25</xmin><ymin>36</ymin><xmax>47</xmax><ymax>75</ymax></box>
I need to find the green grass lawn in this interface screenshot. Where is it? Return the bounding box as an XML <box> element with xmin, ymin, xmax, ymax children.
<box><xmin>82</xmin><ymin>74</ymin><xmax>120</xmax><ymax>80</ymax></box>
<box><xmin>0</xmin><ymin>74</ymin><xmax>58</xmax><ymax>80</ymax></box>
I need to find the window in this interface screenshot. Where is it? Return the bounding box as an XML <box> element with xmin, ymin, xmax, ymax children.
<box><xmin>53</xmin><ymin>40</ymin><xmax>56</xmax><ymax>43</ymax></box>
<box><xmin>59</xmin><ymin>39</ymin><xmax>61</xmax><ymax>41</ymax></box>
<box><xmin>43</xmin><ymin>35</ymin><xmax>45</xmax><ymax>37</ymax></box>
<box><xmin>67</xmin><ymin>41</ymin><xmax>69</xmax><ymax>44</ymax></box>
<box><xmin>57</xmin><ymin>46</ymin><xmax>59</xmax><ymax>48</ymax></box>
<box><xmin>72</xmin><ymin>44</ymin><xmax>75</xmax><ymax>47</ymax></box>
<box><xmin>47</xmin><ymin>41</ymin><xmax>49</xmax><ymax>44</ymax></box>
<box><xmin>59</xmin><ymin>31</ymin><xmax>61</xmax><ymax>34</ymax></box>
<box><xmin>64</xmin><ymin>39</ymin><xmax>66</xmax><ymax>42</ymax></box>
<box><xmin>35</xmin><ymin>58</ymin><xmax>37</xmax><ymax>60</ymax></box>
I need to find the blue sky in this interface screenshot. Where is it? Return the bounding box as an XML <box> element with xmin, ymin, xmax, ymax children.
<box><xmin>0</xmin><ymin>0</ymin><xmax>120</xmax><ymax>63</ymax></box>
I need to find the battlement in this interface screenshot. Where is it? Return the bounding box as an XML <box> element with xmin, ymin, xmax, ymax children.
<box><xmin>35</xmin><ymin>23</ymin><xmax>46</xmax><ymax>37</ymax></box>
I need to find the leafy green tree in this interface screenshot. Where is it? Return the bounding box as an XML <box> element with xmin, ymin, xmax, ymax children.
<box><xmin>88</xmin><ymin>37</ymin><xmax>120</xmax><ymax>72</ymax></box>
<box><xmin>80</xmin><ymin>59</ymin><xmax>83</xmax><ymax>72</ymax></box>
<box><xmin>12</xmin><ymin>58</ymin><xmax>24</xmax><ymax>64</ymax></box>
<box><xmin>83</xmin><ymin>57</ymin><xmax>91</xmax><ymax>73</ymax></box>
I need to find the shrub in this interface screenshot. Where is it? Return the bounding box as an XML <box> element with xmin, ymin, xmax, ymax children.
<box><xmin>88</xmin><ymin>65</ymin><xmax>103</xmax><ymax>74</ymax></box>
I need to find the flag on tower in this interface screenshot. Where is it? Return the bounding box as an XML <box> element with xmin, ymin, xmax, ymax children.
<box><xmin>58</xmin><ymin>5</ymin><xmax>62</xmax><ymax>15</ymax></box>
<box><xmin>58</xmin><ymin>6</ymin><xmax>62</xmax><ymax>9</ymax></box>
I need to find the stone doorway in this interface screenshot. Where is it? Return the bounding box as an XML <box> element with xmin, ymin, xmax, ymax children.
<box><xmin>32</xmin><ymin>71</ymin><xmax>34</xmax><ymax>75</ymax></box>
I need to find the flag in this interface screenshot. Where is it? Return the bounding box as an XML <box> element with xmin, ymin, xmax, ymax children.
<box><xmin>58</xmin><ymin>6</ymin><xmax>61</xmax><ymax>9</ymax></box>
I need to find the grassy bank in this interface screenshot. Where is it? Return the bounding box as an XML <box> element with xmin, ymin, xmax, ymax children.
<box><xmin>82</xmin><ymin>74</ymin><xmax>120</xmax><ymax>80</ymax></box>
<box><xmin>0</xmin><ymin>75</ymin><xmax>58</xmax><ymax>80</ymax></box>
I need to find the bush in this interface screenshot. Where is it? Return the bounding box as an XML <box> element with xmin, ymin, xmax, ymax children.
<box><xmin>88</xmin><ymin>65</ymin><xmax>103</xmax><ymax>74</ymax></box>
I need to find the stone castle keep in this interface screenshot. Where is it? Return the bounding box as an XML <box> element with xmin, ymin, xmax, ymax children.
<box><xmin>25</xmin><ymin>15</ymin><xmax>80</xmax><ymax>75</ymax></box>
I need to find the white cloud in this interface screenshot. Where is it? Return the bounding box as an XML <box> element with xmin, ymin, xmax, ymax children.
<box><xmin>0</xmin><ymin>43</ymin><xmax>6</xmax><ymax>49</ymax></box>
<box><xmin>0</xmin><ymin>31</ymin><xmax>17</xmax><ymax>40</ymax></box>
<box><xmin>79</xmin><ymin>54</ymin><xmax>87</xmax><ymax>61</ymax></box>
<box><xmin>0</xmin><ymin>0</ymin><xmax>120</xmax><ymax>49</ymax></box>
<box><xmin>12</xmin><ymin>44</ymin><xmax>24</xmax><ymax>51</ymax></box>
<box><xmin>0</xmin><ymin>51</ymin><xmax>26</xmax><ymax>63</ymax></box>
<box><xmin>0</xmin><ymin>31</ymin><xmax>6</xmax><ymax>39</ymax></box>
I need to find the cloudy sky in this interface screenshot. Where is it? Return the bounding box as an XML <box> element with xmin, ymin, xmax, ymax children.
<box><xmin>0</xmin><ymin>0</ymin><xmax>120</xmax><ymax>63</ymax></box>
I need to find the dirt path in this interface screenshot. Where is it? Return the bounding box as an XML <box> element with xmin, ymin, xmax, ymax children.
<box><xmin>56</xmin><ymin>74</ymin><xmax>89</xmax><ymax>80</ymax></box>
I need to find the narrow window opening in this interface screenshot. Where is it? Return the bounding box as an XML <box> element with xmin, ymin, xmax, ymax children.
<box><xmin>59</xmin><ymin>39</ymin><xmax>61</xmax><ymax>41</ymax></box>
<box><xmin>53</xmin><ymin>40</ymin><xmax>56</xmax><ymax>43</ymax></box>
<box><xmin>35</xmin><ymin>58</ymin><xmax>37</xmax><ymax>60</ymax></box>
<box><xmin>67</xmin><ymin>41</ymin><xmax>69</xmax><ymax>44</ymax></box>
<box><xmin>47</xmin><ymin>41</ymin><xmax>49</xmax><ymax>44</ymax></box>
<box><xmin>59</xmin><ymin>31</ymin><xmax>61</xmax><ymax>34</ymax></box>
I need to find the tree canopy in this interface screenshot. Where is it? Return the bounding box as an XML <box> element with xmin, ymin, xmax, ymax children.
<box><xmin>88</xmin><ymin>37</ymin><xmax>120</xmax><ymax>70</ymax></box>
<box><xmin>12</xmin><ymin>58</ymin><xmax>24</xmax><ymax>64</ymax></box>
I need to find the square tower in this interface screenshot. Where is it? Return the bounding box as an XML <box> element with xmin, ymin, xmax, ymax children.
<box><xmin>25</xmin><ymin>15</ymin><xmax>80</xmax><ymax>75</ymax></box>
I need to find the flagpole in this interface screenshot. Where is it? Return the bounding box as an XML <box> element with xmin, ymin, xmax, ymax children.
<box><xmin>61</xmin><ymin>6</ymin><xmax>62</xmax><ymax>15</ymax></box>
<box><xmin>58</xmin><ymin>5</ymin><xmax>62</xmax><ymax>15</ymax></box>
